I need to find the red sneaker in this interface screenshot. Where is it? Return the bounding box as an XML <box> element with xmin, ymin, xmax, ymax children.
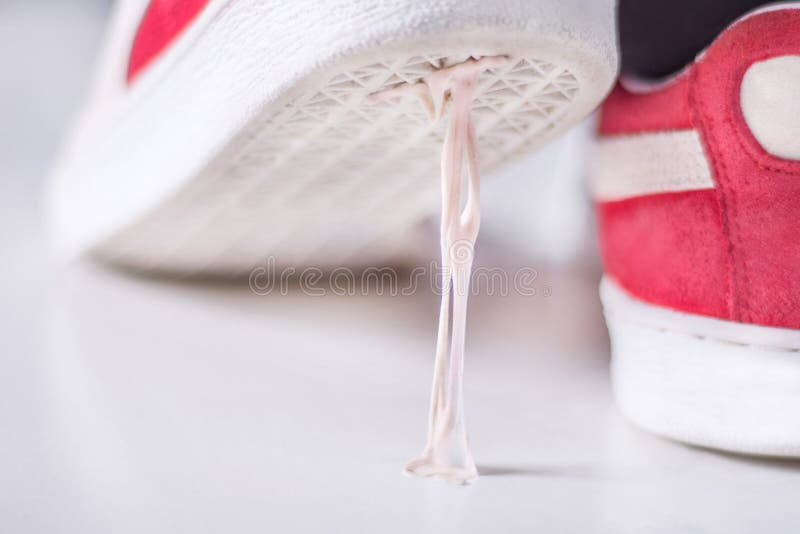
<box><xmin>48</xmin><ymin>0</ymin><xmax>617</xmax><ymax>274</ymax></box>
<box><xmin>594</xmin><ymin>5</ymin><xmax>800</xmax><ymax>457</ymax></box>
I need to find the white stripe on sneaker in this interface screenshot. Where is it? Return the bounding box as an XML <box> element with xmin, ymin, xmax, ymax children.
<box><xmin>591</xmin><ymin>129</ymin><xmax>714</xmax><ymax>201</ymax></box>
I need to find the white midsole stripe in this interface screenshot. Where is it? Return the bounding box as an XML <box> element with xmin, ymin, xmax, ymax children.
<box><xmin>591</xmin><ymin>129</ymin><xmax>714</xmax><ymax>201</ymax></box>
<box><xmin>601</xmin><ymin>277</ymin><xmax>800</xmax><ymax>350</ymax></box>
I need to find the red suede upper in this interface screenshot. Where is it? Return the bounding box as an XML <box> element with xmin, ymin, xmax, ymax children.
<box><xmin>127</xmin><ymin>0</ymin><xmax>210</xmax><ymax>83</ymax></box>
<box><xmin>599</xmin><ymin>74</ymin><xmax>693</xmax><ymax>135</ymax></box>
<box><xmin>597</xmin><ymin>9</ymin><xmax>800</xmax><ymax>329</ymax></box>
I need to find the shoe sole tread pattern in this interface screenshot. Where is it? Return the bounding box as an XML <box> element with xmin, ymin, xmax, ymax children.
<box><xmin>103</xmin><ymin>55</ymin><xmax>584</xmax><ymax>273</ymax></box>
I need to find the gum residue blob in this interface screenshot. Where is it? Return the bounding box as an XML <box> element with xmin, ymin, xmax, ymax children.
<box><xmin>372</xmin><ymin>56</ymin><xmax>508</xmax><ymax>485</ymax></box>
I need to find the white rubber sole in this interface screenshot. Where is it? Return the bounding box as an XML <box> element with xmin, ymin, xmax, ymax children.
<box><xmin>601</xmin><ymin>277</ymin><xmax>800</xmax><ymax>458</ymax></box>
<box><xmin>48</xmin><ymin>0</ymin><xmax>617</xmax><ymax>275</ymax></box>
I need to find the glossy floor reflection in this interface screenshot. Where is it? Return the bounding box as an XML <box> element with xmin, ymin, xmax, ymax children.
<box><xmin>1</xmin><ymin>257</ymin><xmax>796</xmax><ymax>533</ymax></box>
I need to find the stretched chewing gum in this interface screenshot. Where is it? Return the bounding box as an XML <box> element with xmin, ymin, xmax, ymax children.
<box><xmin>372</xmin><ymin>56</ymin><xmax>508</xmax><ymax>485</ymax></box>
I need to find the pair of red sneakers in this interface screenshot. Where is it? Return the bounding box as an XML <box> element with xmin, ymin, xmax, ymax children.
<box><xmin>50</xmin><ymin>0</ymin><xmax>800</xmax><ymax>457</ymax></box>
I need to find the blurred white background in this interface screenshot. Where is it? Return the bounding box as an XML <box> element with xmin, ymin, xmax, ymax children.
<box><xmin>2</xmin><ymin>1</ymin><xmax>799</xmax><ymax>533</ymax></box>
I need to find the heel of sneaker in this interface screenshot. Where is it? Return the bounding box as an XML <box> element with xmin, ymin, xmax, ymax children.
<box><xmin>601</xmin><ymin>277</ymin><xmax>800</xmax><ymax>458</ymax></box>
